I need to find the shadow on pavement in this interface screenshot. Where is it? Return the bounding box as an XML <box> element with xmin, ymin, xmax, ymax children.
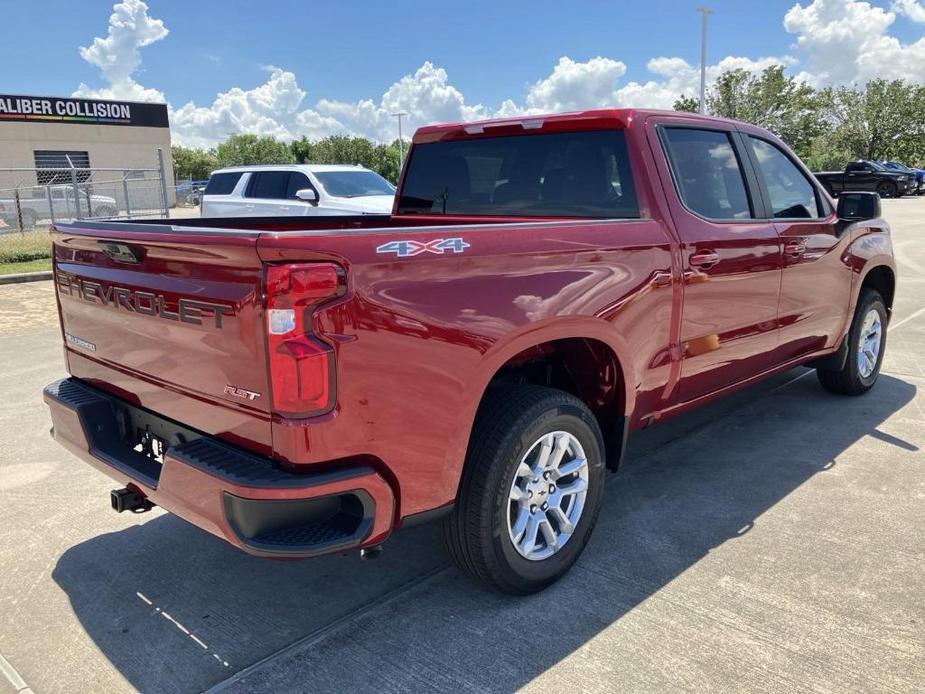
<box><xmin>53</xmin><ymin>374</ymin><xmax>917</xmax><ymax>693</ymax></box>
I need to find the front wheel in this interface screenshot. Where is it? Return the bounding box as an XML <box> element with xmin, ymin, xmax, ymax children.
<box><xmin>442</xmin><ymin>385</ymin><xmax>605</xmax><ymax>594</ymax></box>
<box><xmin>876</xmin><ymin>181</ymin><xmax>897</xmax><ymax>198</ymax></box>
<box><xmin>817</xmin><ymin>289</ymin><xmax>887</xmax><ymax>395</ymax></box>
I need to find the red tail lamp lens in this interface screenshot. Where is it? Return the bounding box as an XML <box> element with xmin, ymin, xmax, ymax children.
<box><xmin>265</xmin><ymin>263</ymin><xmax>343</xmax><ymax>415</ymax></box>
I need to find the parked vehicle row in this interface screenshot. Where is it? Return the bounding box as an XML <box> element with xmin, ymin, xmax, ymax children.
<box><xmin>879</xmin><ymin>160</ymin><xmax>925</xmax><ymax>194</ymax></box>
<box><xmin>200</xmin><ymin>164</ymin><xmax>395</xmax><ymax>217</ymax></box>
<box><xmin>813</xmin><ymin>160</ymin><xmax>922</xmax><ymax>198</ymax></box>
<box><xmin>176</xmin><ymin>179</ymin><xmax>208</xmax><ymax>206</ymax></box>
<box><xmin>45</xmin><ymin>108</ymin><xmax>895</xmax><ymax>594</ymax></box>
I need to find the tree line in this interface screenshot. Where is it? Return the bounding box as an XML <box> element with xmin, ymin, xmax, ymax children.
<box><xmin>172</xmin><ymin>134</ymin><xmax>406</xmax><ymax>182</ymax></box>
<box><xmin>174</xmin><ymin>67</ymin><xmax>925</xmax><ymax>183</ymax></box>
<box><xmin>674</xmin><ymin>66</ymin><xmax>925</xmax><ymax>170</ymax></box>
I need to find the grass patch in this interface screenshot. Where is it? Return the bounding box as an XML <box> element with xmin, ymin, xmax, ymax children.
<box><xmin>0</xmin><ymin>258</ymin><xmax>51</xmax><ymax>275</ymax></box>
<box><xmin>0</xmin><ymin>231</ymin><xmax>52</xmax><ymax>264</ymax></box>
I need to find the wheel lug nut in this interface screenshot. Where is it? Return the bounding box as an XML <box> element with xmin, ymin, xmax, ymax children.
<box><xmin>549</xmin><ymin>484</ymin><xmax>555</xmax><ymax>493</ymax></box>
<box><xmin>543</xmin><ymin>471</ymin><xmax>550</xmax><ymax>479</ymax></box>
<box><xmin>541</xmin><ymin>502</ymin><xmax>548</xmax><ymax>511</ymax></box>
<box><xmin>530</xmin><ymin>504</ymin><xmax>537</xmax><ymax>514</ymax></box>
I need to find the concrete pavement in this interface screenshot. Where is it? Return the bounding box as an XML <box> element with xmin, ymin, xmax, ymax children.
<box><xmin>1</xmin><ymin>198</ymin><xmax>923</xmax><ymax>693</ymax></box>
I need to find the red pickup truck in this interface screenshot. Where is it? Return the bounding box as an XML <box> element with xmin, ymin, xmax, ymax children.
<box><xmin>44</xmin><ymin>109</ymin><xmax>895</xmax><ymax>594</ymax></box>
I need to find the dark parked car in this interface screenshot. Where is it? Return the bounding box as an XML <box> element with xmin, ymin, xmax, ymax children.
<box><xmin>879</xmin><ymin>161</ymin><xmax>924</xmax><ymax>195</ymax></box>
<box><xmin>814</xmin><ymin>160</ymin><xmax>913</xmax><ymax>198</ymax></box>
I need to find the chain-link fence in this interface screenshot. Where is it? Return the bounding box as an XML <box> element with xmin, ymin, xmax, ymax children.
<box><xmin>0</xmin><ymin>150</ymin><xmax>172</xmax><ymax>272</ymax></box>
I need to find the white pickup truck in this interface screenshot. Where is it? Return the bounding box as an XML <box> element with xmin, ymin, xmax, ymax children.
<box><xmin>0</xmin><ymin>186</ymin><xmax>118</xmax><ymax>230</ymax></box>
<box><xmin>200</xmin><ymin>164</ymin><xmax>396</xmax><ymax>217</ymax></box>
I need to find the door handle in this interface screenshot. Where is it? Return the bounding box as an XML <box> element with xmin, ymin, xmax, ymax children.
<box><xmin>785</xmin><ymin>240</ymin><xmax>807</xmax><ymax>258</ymax></box>
<box><xmin>689</xmin><ymin>250</ymin><xmax>720</xmax><ymax>268</ymax></box>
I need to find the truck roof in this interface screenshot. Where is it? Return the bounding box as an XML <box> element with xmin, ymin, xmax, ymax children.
<box><xmin>411</xmin><ymin>108</ymin><xmax>742</xmax><ymax>143</ymax></box>
<box><xmin>211</xmin><ymin>163</ymin><xmax>371</xmax><ymax>174</ymax></box>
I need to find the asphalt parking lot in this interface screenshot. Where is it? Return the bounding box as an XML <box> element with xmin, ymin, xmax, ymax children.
<box><xmin>1</xmin><ymin>199</ymin><xmax>923</xmax><ymax>694</ymax></box>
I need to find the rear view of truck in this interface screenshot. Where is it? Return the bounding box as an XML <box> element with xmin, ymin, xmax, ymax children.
<box><xmin>45</xmin><ymin>221</ymin><xmax>396</xmax><ymax>558</ymax></box>
<box><xmin>44</xmin><ymin>109</ymin><xmax>690</xmax><ymax>594</ymax></box>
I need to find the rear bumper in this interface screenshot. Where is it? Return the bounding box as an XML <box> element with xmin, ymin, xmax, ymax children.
<box><xmin>43</xmin><ymin>378</ymin><xmax>395</xmax><ymax>558</ymax></box>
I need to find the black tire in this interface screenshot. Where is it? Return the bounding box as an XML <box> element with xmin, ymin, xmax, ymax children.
<box><xmin>817</xmin><ymin>289</ymin><xmax>887</xmax><ymax>395</ymax></box>
<box><xmin>876</xmin><ymin>181</ymin><xmax>897</xmax><ymax>199</ymax></box>
<box><xmin>442</xmin><ymin>384</ymin><xmax>606</xmax><ymax>594</ymax></box>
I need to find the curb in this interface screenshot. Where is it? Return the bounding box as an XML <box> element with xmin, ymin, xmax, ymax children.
<box><xmin>0</xmin><ymin>271</ymin><xmax>52</xmax><ymax>285</ymax></box>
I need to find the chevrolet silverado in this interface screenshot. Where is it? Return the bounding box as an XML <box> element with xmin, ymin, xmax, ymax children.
<box><xmin>44</xmin><ymin>109</ymin><xmax>895</xmax><ymax>594</ymax></box>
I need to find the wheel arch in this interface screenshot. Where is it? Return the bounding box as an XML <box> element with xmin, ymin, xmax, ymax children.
<box><xmin>860</xmin><ymin>264</ymin><xmax>895</xmax><ymax>315</ymax></box>
<box><xmin>442</xmin><ymin>320</ymin><xmax>636</xmax><ymax>500</ymax></box>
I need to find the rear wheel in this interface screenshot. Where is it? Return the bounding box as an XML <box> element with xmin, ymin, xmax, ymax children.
<box><xmin>442</xmin><ymin>384</ymin><xmax>605</xmax><ymax>594</ymax></box>
<box><xmin>817</xmin><ymin>289</ymin><xmax>887</xmax><ymax>395</ymax></box>
<box><xmin>876</xmin><ymin>181</ymin><xmax>897</xmax><ymax>198</ymax></box>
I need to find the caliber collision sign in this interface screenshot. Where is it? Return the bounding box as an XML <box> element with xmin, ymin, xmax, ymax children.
<box><xmin>0</xmin><ymin>94</ymin><xmax>169</xmax><ymax>128</ymax></box>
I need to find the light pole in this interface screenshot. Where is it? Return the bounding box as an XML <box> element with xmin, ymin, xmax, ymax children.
<box><xmin>697</xmin><ymin>7</ymin><xmax>713</xmax><ymax>114</ymax></box>
<box><xmin>392</xmin><ymin>112</ymin><xmax>409</xmax><ymax>163</ymax></box>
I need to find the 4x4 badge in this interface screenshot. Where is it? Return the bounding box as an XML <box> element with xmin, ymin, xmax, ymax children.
<box><xmin>376</xmin><ymin>237</ymin><xmax>470</xmax><ymax>257</ymax></box>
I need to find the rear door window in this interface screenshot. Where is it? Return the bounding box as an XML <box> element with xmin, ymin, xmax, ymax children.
<box><xmin>204</xmin><ymin>172</ymin><xmax>243</xmax><ymax>195</ymax></box>
<box><xmin>397</xmin><ymin>130</ymin><xmax>639</xmax><ymax>218</ymax></box>
<box><xmin>245</xmin><ymin>171</ymin><xmax>290</xmax><ymax>199</ymax></box>
<box><xmin>660</xmin><ymin>127</ymin><xmax>753</xmax><ymax>220</ymax></box>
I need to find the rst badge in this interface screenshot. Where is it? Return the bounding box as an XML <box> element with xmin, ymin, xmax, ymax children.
<box><xmin>223</xmin><ymin>385</ymin><xmax>261</xmax><ymax>401</ymax></box>
<box><xmin>376</xmin><ymin>237</ymin><xmax>470</xmax><ymax>258</ymax></box>
<box><xmin>64</xmin><ymin>333</ymin><xmax>96</xmax><ymax>352</ymax></box>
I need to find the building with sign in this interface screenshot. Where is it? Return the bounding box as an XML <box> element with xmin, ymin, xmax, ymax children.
<box><xmin>0</xmin><ymin>93</ymin><xmax>175</xmax><ymax>207</ymax></box>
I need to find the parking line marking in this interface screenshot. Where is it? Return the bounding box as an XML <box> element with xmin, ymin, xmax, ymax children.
<box><xmin>0</xmin><ymin>653</ymin><xmax>33</xmax><ymax>694</ymax></box>
<box><xmin>889</xmin><ymin>304</ymin><xmax>925</xmax><ymax>331</ymax></box>
<box><xmin>136</xmin><ymin>592</ymin><xmax>230</xmax><ymax>667</ymax></box>
<box><xmin>771</xmin><ymin>302</ymin><xmax>925</xmax><ymax>394</ymax></box>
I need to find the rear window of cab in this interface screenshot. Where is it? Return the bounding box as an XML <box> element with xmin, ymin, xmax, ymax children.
<box><xmin>397</xmin><ymin>130</ymin><xmax>639</xmax><ymax>218</ymax></box>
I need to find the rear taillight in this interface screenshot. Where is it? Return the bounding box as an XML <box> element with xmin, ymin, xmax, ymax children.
<box><xmin>265</xmin><ymin>262</ymin><xmax>344</xmax><ymax>416</ymax></box>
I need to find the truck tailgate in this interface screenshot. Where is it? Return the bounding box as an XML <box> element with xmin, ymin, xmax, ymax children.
<box><xmin>52</xmin><ymin>223</ymin><xmax>273</xmax><ymax>452</ymax></box>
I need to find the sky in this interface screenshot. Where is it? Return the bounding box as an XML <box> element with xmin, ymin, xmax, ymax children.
<box><xmin>3</xmin><ymin>0</ymin><xmax>925</xmax><ymax>147</ymax></box>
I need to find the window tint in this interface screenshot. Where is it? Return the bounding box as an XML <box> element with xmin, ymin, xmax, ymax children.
<box><xmin>397</xmin><ymin>130</ymin><xmax>639</xmax><ymax>218</ymax></box>
<box><xmin>246</xmin><ymin>171</ymin><xmax>290</xmax><ymax>199</ymax></box>
<box><xmin>661</xmin><ymin>128</ymin><xmax>752</xmax><ymax>220</ymax></box>
<box><xmin>314</xmin><ymin>171</ymin><xmax>395</xmax><ymax>197</ymax></box>
<box><xmin>748</xmin><ymin>137</ymin><xmax>821</xmax><ymax>219</ymax></box>
<box><xmin>286</xmin><ymin>172</ymin><xmax>314</xmax><ymax>199</ymax></box>
<box><xmin>204</xmin><ymin>172</ymin><xmax>243</xmax><ymax>195</ymax></box>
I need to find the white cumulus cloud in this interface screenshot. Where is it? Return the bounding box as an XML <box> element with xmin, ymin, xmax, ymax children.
<box><xmin>893</xmin><ymin>0</ymin><xmax>925</xmax><ymax>22</ymax></box>
<box><xmin>71</xmin><ymin>0</ymin><xmax>925</xmax><ymax>148</ymax></box>
<box><xmin>784</xmin><ymin>0</ymin><xmax>925</xmax><ymax>84</ymax></box>
<box><xmin>73</xmin><ymin>0</ymin><xmax>168</xmax><ymax>103</ymax></box>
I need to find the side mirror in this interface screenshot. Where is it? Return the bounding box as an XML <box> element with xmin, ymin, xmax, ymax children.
<box><xmin>837</xmin><ymin>191</ymin><xmax>881</xmax><ymax>222</ymax></box>
<box><xmin>295</xmin><ymin>188</ymin><xmax>318</xmax><ymax>204</ymax></box>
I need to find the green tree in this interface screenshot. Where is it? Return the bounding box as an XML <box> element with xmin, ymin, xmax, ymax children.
<box><xmin>672</xmin><ymin>95</ymin><xmax>700</xmax><ymax>113</ymax></box>
<box><xmin>215</xmin><ymin>134</ymin><xmax>295</xmax><ymax>167</ymax></box>
<box><xmin>706</xmin><ymin>66</ymin><xmax>823</xmax><ymax>159</ymax></box>
<box><xmin>818</xmin><ymin>80</ymin><xmax>925</xmax><ymax>163</ymax></box>
<box><xmin>171</xmin><ymin>145</ymin><xmax>218</xmax><ymax>180</ymax></box>
<box><xmin>288</xmin><ymin>135</ymin><xmax>404</xmax><ymax>183</ymax></box>
<box><xmin>290</xmin><ymin>136</ymin><xmax>314</xmax><ymax>164</ymax></box>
